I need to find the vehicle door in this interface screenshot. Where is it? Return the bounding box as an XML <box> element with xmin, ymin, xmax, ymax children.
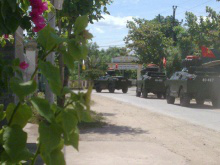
<box><xmin>137</xmin><ymin>75</ymin><xmax>144</xmax><ymax>91</ymax></box>
<box><xmin>169</xmin><ymin>72</ymin><xmax>182</xmax><ymax>96</ymax></box>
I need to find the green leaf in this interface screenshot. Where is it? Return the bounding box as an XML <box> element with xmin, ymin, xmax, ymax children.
<box><xmin>38</xmin><ymin>25</ymin><xmax>66</xmax><ymax>51</ymax></box>
<box><xmin>62</xmin><ymin>87</ymin><xmax>73</xmax><ymax>95</ymax></box>
<box><xmin>2</xmin><ymin>125</ymin><xmax>33</xmax><ymax>162</ymax></box>
<box><xmin>20</xmin><ymin>16</ymin><xmax>31</xmax><ymax>30</ymax></box>
<box><xmin>61</xmin><ymin>109</ymin><xmax>78</xmax><ymax>139</ymax></box>
<box><xmin>51</xmin><ymin>104</ymin><xmax>63</xmax><ymax>115</ymax></box>
<box><xmin>49</xmin><ymin>148</ymin><xmax>65</xmax><ymax>165</ymax></box>
<box><xmin>0</xmin><ymin>104</ymin><xmax>5</xmax><ymax>121</ymax></box>
<box><xmin>10</xmin><ymin>78</ymin><xmax>37</xmax><ymax>100</ymax></box>
<box><xmin>31</xmin><ymin>97</ymin><xmax>54</xmax><ymax>123</ymax></box>
<box><xmin>64</xmin><ymin>127</ymin><xmax>79</xmax><ymax>150</ymax></box>
<box><xmin>7</xmin><ymin>0</ymin><xmax>16</xmax><ymax>12</ymax></box>
<box><xmin>40</xmin><ymin>140</ymin><xmax>65</xmax><ymax>165</ymax></box>
<box><xmin>6</xmin><ymin>103</ymin><xmax>32</xmax><ymax>128</ymax></box>
<box><xmin>58</xmin><ymin>45</ymin><xmax>75</xmax><ymax>70</ymax></box>
<box><xmin>75</xmin><ymin>16</ymin><xmax>89</xmax><ymax>34</ymax></box>
<box><xmin>13</xmin><ymin>58</ymin><xmax>20</xmax><ymax>67</ymax></box>
<box><xmin>39</xmin><ymin>122</ymin><xmax>62</xmax><ymax>160</ymax></box>
<box><xmin>20</xmin><ymin>0</ymin><xmax>30</xmax><ymax>11</ymax></box>
<box><xmin>67</xmin><ymin>40</ymin><xmax>88</xmax><ymax>60</ymax></box>
<box><xmin>76</xmin><ymin>105</ymin><xmax>92</xmax><ymax>123</ymax></box>
<box><xmin>38</xmin><ymin>61</ymin><xmax>62</xmax><ymax>96</ymax></box>
<box><xmin>83</xmin><ymin>30</ymin><xmax>93</xmax><ymax>40</ymax></box>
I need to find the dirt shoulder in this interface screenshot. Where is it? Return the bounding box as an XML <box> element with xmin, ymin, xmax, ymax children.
<box><xmin>67</xmin><ymin>94</ymin><xmax>220</xmax><ymax>165</ymax></box>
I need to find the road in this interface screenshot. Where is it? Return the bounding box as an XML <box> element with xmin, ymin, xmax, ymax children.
<box><xmin>93</xmin><ymin>87</ymin><xmax>220</xmax><ymax>132</ymax></box>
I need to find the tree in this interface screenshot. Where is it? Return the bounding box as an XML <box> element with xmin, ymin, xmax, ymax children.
<box><xmin>82</xmin><ymin>43</ymin><xmax>129</xmax><ymax>81</ymax></box>
<box><xmin>56</xmin><ymin>0</ymin><xmax>112</xmax><ymax>107</ymax></box>
<box><xmin>174</xmin><ymin>26</ymin><xmax>195</xmax><ymax>58</ymax></box>
<box><xmin>185</xmin><ymin>7</ymin><xmax>220</xmax><ymax>51</ymax></box>
<box><xmin>125</xmin><ymin>18</ymin><xmax>173</xmax><ymax>67</ymax></box>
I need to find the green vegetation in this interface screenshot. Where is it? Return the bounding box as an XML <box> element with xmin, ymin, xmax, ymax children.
<box><xmin>0</xmin><ymin>0</ymin><xmax>112</xmax><ymax>165</ymax></box>
<box><xmin>85</xmin><ymin>6</ymin><xmax>220</xmax><ymax>77</ymax></box>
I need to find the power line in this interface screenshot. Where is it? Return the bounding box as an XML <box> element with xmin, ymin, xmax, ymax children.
<box><xmin>99</xmin><ymin>44</ymin><xmax>125</xmax><ymax>48</ymax></box>
<box><xmin>159</xmin><ymin>0</ymin><xmax>214</xmax><ymax>17</ymax></box>
<box><xmin>100</xmin><ymin>40</ymin><xmax>125</xmax><ymax>45</ymax></box>
<box><xmin>159</xmin><ymin>0</ymin><xmax>193</xmax><ymax>15</ymax></box>
<box><xmin>176</xmin><ymin>0</ymin><xmax>214</xmax><ymax>16</ymax></box>
<box><xmin>191</xmin><ymin>4</ymin><xmax>220</xmax><ymax>16</ymax></box>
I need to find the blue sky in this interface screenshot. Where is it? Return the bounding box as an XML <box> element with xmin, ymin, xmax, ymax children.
<box><xmin>88</xmin><ymin>0</ymin><xmax>220</xmax><ymax>49</ymax></box>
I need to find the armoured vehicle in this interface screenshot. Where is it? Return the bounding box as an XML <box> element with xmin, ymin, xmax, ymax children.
<box><xmin>165</xmin><ymin>56</ymin><xmax>220</xmax><ymax>107</ymax></box>
<box><xmin>136</xmin><ymin>65</ymin><xmax>167</xmax><ymax>99</ymax></box>
<box><xmin>94</xmin><ymin>70</ymin><xmax>132</xmax><ymax>93</ymax></box>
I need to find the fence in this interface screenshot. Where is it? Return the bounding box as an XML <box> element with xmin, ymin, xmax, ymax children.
<box><xmin>69</xmin><ymin>80</ymin><xmax>94</xmax><ymax>89</ymax></box>
<box><xmin>70</xmin><ymin>79</ymin><xmax>136</xmax><ymax>89</ymax></box>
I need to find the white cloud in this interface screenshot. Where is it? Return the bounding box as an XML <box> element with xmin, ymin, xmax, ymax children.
<box><xmin>94</xmin><ymin>14</ymin><xmax>134</xmax><ymax>29</ymax></box>
<box><xmin>95</xmin><ymin>27</ymin><xmax>105</xmax><ymax>34</ymax></box>
<box><xmin>122</xmin><ymin>0</ymin><xmax>140</xmax><ymax>4</ymax></box>
<box><xmin>114</xmin><ymin>0</ymin><xmax>140</xmax><ymax>4</ymax></box>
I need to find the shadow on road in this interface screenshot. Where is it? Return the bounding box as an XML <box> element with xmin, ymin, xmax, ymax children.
<box><xmin>101</xmin><ymin>112</ymin><xmax>116</xmax><ymax>117</ymax></box>
<box><xmin>80</xmin><ymin>123</ymin><xmax>148</xmax><ymax>136</ymax></box>
<box><xmin>174</xmin><ymin>103</ymin><xmax>216</xmax><ymax>110</ymax></box>
<box><xmin>97</xmin><ymin>92</ymin><xmax>125</xmax><ymax>95</ymax></box>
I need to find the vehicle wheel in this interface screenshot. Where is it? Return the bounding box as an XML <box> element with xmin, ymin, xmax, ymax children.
<box><xmin>108</xmin><ymin>84</ymin><xmax>115</xmax><ymax>93</ymax></box>
<box><xmin>136</xmin><ymin>88</ymin><xmax>141</xmax><ymax>97</ymax></box>
<box><xmin>95</xmin><ymin>86</ymin><xmax>102</xmax><ymax>93</ymax></box>
<box><xmin>166</xmin><ymin>88</ymin><xmax>175</xmax><ymax>104</ymax></box>
<box><xmin>157</xmin><ymin>93</ymin><xmax>162</xmax><ymax>99</ymax></box>
<box><xmin>122</xmin><ymin>87</ymin><xmax>128</xmax><ymax>93</ymax></box>
<box><xmin>163</xmin><ymin>93</ymin><xmax>166</xmax><ymax>99</ymax></box>
<box><xmin>179</xmin><ymin>89</ymin><xmax>190</xmax><ymax>107</ymax></box>
<box><xmin>195</xmin><ymin>97</ymin><xmax>205</xmax><ymax>105</ymax></box>
<box><xmin>141</xmin><ymin>88</ymin><xmax>148</xmax><ymax>98</ymax></box>
<box><xmin>212</xmin><ymin>97</ymin><xmax>220</xmax><ymax>108</ymax></box>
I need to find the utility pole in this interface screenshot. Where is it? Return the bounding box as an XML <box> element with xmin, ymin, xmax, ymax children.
<box><xmin>172</xmin><ymin>5</ymin><xmax>178</xmax><ymax>45</ymax></box>
<box><xmin>172</xmin><ymin>6</ymin><xmax>177</xmax><ymax>27</ymax></box>
<box><xmin>158</xmin><ymin>14</ymin><xmax>161</xmax><ymax>23</ymax></box>
<box><xmin>78</xmin><ymin>61</ymin><xmax>81</xmax><ymax>90</ymax></box>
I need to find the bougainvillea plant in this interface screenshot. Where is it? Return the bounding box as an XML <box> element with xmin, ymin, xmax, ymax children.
<box><xmin>0</xmin><ymin>0</ymin><xmax>93</xmax><ymax>164</ymax></box>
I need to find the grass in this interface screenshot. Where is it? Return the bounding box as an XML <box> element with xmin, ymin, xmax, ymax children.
<box><xmin>78</xmin><ymin>110</ymin><xmax>106</xmax><ymax>130</ymax></box>
<box><xmin>29</xmin><ymin>92</ymin><xmax>106</xmax><ymax>129</ymax></box>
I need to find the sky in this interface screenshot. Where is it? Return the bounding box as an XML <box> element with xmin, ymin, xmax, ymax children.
<box><xmin>88</xmin><ymin>0</ymin><xmax>220</xmax><ymax>49</ymax></box>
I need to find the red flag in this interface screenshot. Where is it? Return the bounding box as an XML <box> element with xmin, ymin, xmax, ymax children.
<box><xmin>115</xmin><ymin>64</ymin><xmax>118</xmax><ymax>69</ymax></box>
<box><xmin>163</xmin><ymin>57</ymin><xmax>166</xmax><ymax>67</ymax></box>
<box><xmin>201</xmin><ymin>46</ymin><xmax>216</xmax><ymax>58</ymax></box>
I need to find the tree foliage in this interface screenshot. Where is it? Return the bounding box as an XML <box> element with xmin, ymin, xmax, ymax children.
<box><xmin>0</xmin><ymin>0</ymin><xmax>112</xmax><ymax>164</ymax></box>
<box><xmin>125</xmin><ymin>18</ymin><xmax>173</xmax><ymax>67</ymax></box>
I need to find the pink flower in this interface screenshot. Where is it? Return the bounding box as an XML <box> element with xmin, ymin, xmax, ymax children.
<box><xmin>33</xmin><ymin>23</ymin><xmax>46</xmax><ymax>32</ymax></box>
<box><xmin>19</xmin><ymin>62</ymin><xmax>29</xmax><ymax>70</ymax></box>
<box><xmin>31</xmin><ymin>15</ymin><xmax>45</xmax><ymax>24</ymax></box>
<box><xmin>30</xmin><ymin>9</ymin><xmax>41</xmax><ymax>18</ymax></box>
<box><xmin>29</xmin><ymin>0</ymin><xmax>48</xmax><ymax>32</ymax></box>
<box><xmin>29</xmin><ymin>0</ymin><xmax>43</xmax><ymax>8</ymax></box>
<box><xmin>39</xmin><ymin>2</ymin><xmax>48</xmax><ymax>13</ymax></box>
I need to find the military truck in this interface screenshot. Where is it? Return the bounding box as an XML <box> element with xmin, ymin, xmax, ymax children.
<box><xmin>165</xmin><ymin>56</ymin><xmax>220</xmax><ymax>107</ymax></box>
<box><xmin>94</xmin><ymin>70</ymin><xmax>132</xmax><ymax>93</ymax></box>
<box><xmin>136</xmin><ymin>65</ymin><xmax>167</xmax><ymax>99</ymax></box>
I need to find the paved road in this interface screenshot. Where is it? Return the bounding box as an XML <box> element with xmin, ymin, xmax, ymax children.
<box><xmin>93</xmin><ymin>87</ymin><xmax>220</xmax><ymax>132</ymax></box>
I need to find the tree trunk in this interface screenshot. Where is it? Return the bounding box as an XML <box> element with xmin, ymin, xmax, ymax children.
<box><xmin>57</xmin><ymin>54</ymin><xmax>65</xmax><ymax>108</ymax></box>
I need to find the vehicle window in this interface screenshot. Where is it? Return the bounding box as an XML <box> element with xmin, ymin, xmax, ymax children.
<box><xmin>170</xmin><ymin>74</ymin><xmax>176</xmax><ymax>79</ymax></box>
<box><xmin>171</xmin><ymin>72</ymin><xmax>181</xmax><ymax>80</ymax></box>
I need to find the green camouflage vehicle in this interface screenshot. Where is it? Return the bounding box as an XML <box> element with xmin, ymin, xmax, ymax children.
<box><xmin>165</xmin><ymin>56</ymin><xmax>220</xmax><ymax>107</ymax></box>
<box><xmin>94</xmin><ymin>70</ymin><xmax>132</xmax><ymax>93</ymax></box>
<box><xmin>136</xmin><ymin>66</ymin><xmax>167</xmax><ymax>99</ymax></box>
